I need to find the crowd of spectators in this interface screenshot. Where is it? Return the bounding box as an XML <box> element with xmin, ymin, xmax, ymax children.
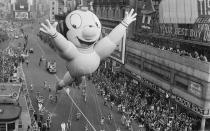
<box><xmin>135</xmin><ymin>38</ymin><xmax>209</xmax><ymax>62</ymax></box>
<box><xmin>0</xmin><ymin>50</ymin><xmax>19</xmax><ymax>83</ymax></box>
<box><xmin>0</xmin><ymin>29</ymin><xmax>9</xmax><ymax>43</ymax></box>
<box><xmin>91</xmin><ymin>63</ymin><xmax>201</xmax><ymax>131</ymax></box>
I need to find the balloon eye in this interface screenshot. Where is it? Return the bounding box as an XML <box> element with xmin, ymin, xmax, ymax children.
<box><xmin>95</xmin><ymin>22</ymin><xmax>99</xmax><ymax>27</ymax></box>
<box><xmin>70</xmin><ymin>14</ymin><xmax>82</xmax><ymax>29</ymax></box>
<box><xmin>72</xmin><ymin>25</ymin><xmax>76</xmax><ymax>28</ymax></box>
<box><xmin>92</xmin><ymin>14</ymin><xmax>100</xmax><ymax>28</ymax></box>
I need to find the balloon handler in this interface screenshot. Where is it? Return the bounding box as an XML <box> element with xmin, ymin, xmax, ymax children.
<box><xmin>40</xmin><ymin>8</ymin><xmax>137</xmax><ymax>91</ymax></box>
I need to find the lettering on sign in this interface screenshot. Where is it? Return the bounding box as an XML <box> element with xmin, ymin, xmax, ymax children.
<box><xmin>175</xmin><ymin>95</ymin><xmax>206</xmax><ymax>115</ymax></box>
<box><xmin>189</xmin><ymin>81</ymin><xmax>202</xmax><ymax>97</ymax></box>
<box><xmin>15</xmin><ymin>12</ymin><xmax>28</xmax><ymax>19</ymax></box>
<box><xmin>159</xmin><ymin>24</ymin><xmax>210</xmax><ymax>42</ymax></box>
<box><xmin>195</xmin><ymin>17</ymin><xmax>210</xmax><ymax>23</ymax></box>
<box><xmin>197</xmin><ymin>0</ymin><xmax>210</xmax><ymax>16</ymax></box>
<box><xmin>160</xmin><ymin>25</ymin><xmax>202</xmax><ymax>38</ymax></box>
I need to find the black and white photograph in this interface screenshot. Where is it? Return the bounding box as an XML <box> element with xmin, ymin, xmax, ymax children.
<box><xmin>0</xmin><ymin>0</ymin><xmax>210</xmax><ymax>131</ymax></box>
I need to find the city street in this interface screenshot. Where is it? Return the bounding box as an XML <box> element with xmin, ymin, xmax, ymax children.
<box><xmin>1</xmin><ymin>0</ymin><xmax>210</xmax><ymax>131</ymax></box>
<box><xmin>20</xmin><ymin>24</ymin><xmax>139</xmax><ymax>131</ymax></box>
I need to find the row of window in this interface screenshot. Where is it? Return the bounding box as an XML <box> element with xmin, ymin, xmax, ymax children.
<box><xmin>0</xmin><ymin>122</ymin><xmax>15</xmax><ymax>131</ymax></box>
<box><xmin>126</xmin><ymin>52</ymin><xmax>202</xmax><ymax>95</ymax></box>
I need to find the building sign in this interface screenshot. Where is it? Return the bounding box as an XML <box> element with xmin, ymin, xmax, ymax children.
<box><xmin>101</xmin><ymin>27</ymin><xmax>126</xmax><ymax>64</ymax></box>
<box><xmin>160</xmin><ymin>24</ymin><xmax>201</xmax><ymax>38</ymax></box>
<box><xmin>197</xmin><ymin>0</ymin><xmax>210</xmax><ymax>16</ymax></box>
<box><xmin>159</xmin><ymin>24</ymin><xmax>210</xmax><ymax>42</ymax></box>
<box><xmin>189</xmin><ymin>81</ymin><xmax>202</xmax><ymax>97</ymax></box>
<box><xmin>15</xmin><ymin>12</ymin><xmax>28</xmax><ymax>19</ymax></box>
<box><xmin>175</xmin><ymin>95</ymin><xmax>209</xmax><ymax>116</ymax></box>
<box><xmin>15</xmin><ymin>2</ymin><xmax>29</xmax><ymax>11</ymax></box>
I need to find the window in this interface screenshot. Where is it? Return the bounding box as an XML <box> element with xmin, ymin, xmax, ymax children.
<box><xmin>0</xmin><ymin>123</ymin><xmax>6</xmax><ymax>131</ymax></box>
<box><xmin>52</xmin><ymin>2</ymin><xmax>55</xmax><ymax>5</ymax></box>
<box><xmin>143</xmin><ymin>62</ymin><xmax>170</xmax><ymax>82</ymax></box>
<box><xmin>127</xmin><ymin>53</ymin><xmax>142</xmax><ymax>69</ymax></box>
<box><xmin>8</xmin><ymin>123</ymin><xmax>15</xmax><ymax>131</ymax></box>
<box><xmin>52</xmin><ymin>7</ymin><xmax>54</xmax><ymax>10</ymax></box>
<box><xmin>52</xmin><ymin>12</ymin><xmax>54</xmax><ymax>15</ymax></box>
<box><xmin>175</xmin><ymin>75</ymin><xmax>188</xmax><ymax>90</ymax></box>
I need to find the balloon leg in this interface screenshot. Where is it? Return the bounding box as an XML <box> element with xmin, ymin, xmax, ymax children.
<box><xmin>56</xmin><ymin>72</ymin><xmax>73</xmax><ymax>90</ymax></box>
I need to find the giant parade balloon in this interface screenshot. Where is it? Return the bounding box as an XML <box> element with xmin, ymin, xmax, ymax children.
<box><xmin>40</xmin><ymin>7</ymin><xmax>137</xmax><ymax>90</ymax></box>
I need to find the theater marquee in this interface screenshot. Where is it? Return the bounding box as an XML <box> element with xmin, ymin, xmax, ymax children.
<box><xmin>101</xmin><ymin>27</ymin><xmax>126</xmax><ymax>64</ymax></box>
<box><xmin>15</xmin><ymin>12</ymin><xmax>28</xmax><ymax>19</ymax></box>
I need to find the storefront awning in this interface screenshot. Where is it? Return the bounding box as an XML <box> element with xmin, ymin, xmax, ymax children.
<box><xmin>195</xmin><ymin>16</ymin><xmax>210</xmax><ymax>24</ymax></box>
<box><xmin>0</xmin><ymin>105</ymin><xmax>21</xmax><ymax>122</ymax></box>
<box><xmin>159</xmin><ymin>0</ymin><xmax>198</xmax><ymax>24</ymax></box>
<box><xmin>141</xmin><ymin>10</ymin><xmax>155</xmax><ymax>15</ymax></box>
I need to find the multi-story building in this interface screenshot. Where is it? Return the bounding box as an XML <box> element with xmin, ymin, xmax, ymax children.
<box><xmin>54</xmin><ymin>0</ymin><xmax>79</xmax><ymax>21</ymax></box>
<box><xmin>11</xmin><ymin>0</ymin><xmax>33</xmax><ymax>20</ymax></box>
<box><xmin>49</xmin><ymin>0</ymin><xmax>58</xmax><ymax>21</ymax></box>
<box><xmin>0</xmin><ymin>0</ymin><xmax>12</xmax><ymax>19</ymax></box>
<box><xmin>64</xmin><ymin>0</ymin><xmax>77</xmax><ymax>13</ymax></box>
<box><xmin>93</xmin><ymin>0</ymin><xmax>210</xmax><ymax>130</ymax></box>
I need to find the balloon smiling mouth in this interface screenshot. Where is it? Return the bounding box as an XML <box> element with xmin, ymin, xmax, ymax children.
<box><xmin>77</xmin><ymin>37</ymin><xmax>95</xmax><ymax>47</ymax></box>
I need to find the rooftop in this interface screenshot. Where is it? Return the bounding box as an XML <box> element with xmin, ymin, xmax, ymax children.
<box><xmin>0</xmin><ymin>83</ymin><xmax>21</xmax><ymax>96</ymax></box>
<box><xmin>0</xmin><ymin>104</ymin><xmax>21</xmax><ymax>122</ymax></box>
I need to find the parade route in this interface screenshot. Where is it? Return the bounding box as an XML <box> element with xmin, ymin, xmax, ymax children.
<box><xmin>20</xmin><ymin>24</ymin><xmax>139</xmax><ymax>131</ymax></box>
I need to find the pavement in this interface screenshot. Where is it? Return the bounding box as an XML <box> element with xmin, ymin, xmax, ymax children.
<box><xmin>19</xmin><ymin>93</ymin><xmax>31</xmax><ymax>131</ymax></box>
<box><xmin>18</xmin><ymin>23</ymin><xmax>140</xmax><ymax>131</ymax></box>
<box><xmin>0</xmin><ymin>27</ymin><xmax>32</xmax><ymax>131</ymax></box>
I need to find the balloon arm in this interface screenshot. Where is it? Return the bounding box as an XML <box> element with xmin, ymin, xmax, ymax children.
<box><xmin>94</xmin><ymin>24</ymin><xmax>126</xmax><ymax>60</ymax></box>
<box><xmin>53</xmin><ymin>32</ymin><xmax>78</xmax><ymax>60</ymax></box>
<box><xmin>107</xmin><ymin>23</ymin><xmax>127</xmax><ymax>44</ymax></box>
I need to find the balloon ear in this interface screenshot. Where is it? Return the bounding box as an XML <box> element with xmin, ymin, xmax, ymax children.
<box><xmin>56</xmin><ymin>20</ymin><xmax>69</xmax><ymax>38</ymax></box>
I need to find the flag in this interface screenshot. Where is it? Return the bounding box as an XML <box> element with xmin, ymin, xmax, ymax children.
<box><xmin>141</xmin><ymin>0</ymin><xmax>155</xmax><ymax>29</ymax></box>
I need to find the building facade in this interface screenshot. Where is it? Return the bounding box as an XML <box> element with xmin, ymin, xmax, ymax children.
<box><xmin>49</xmin><ymin>0</ymin><xmax>58</xmax><ymax>21</ymax></box>
<box><xmin>0</xmin><ymin>0</ymin><xmax>12</xmax><ymax>19</ymax></box>
<box><xmin>11</xmin><ymin>0</ymin><xmax>33</xmax><ymax>20</ymax></box>
<box><xmin>93</xmin><ymin>0</ymin><xmax>210</xmax><ymax>130</ymax></box>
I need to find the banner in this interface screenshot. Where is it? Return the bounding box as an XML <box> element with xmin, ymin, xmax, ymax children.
<box><xmin>15</xmin><ymin>12</ymin><xmax>28</xmax><ymax>19</ymax></box>
<box><xmin>189</xmin><ymin>81</ymin><xmax>202</xmax><ymax>97</ymax></box>
<box><xmin>159</xmin><ymin>24</ymin><xmax>210</xmax><ymax>42</ymax></box>
<box><xmin>101</xmin><ymin>27</ymin><xmax>126</xmax><ymax>64</ymax></box>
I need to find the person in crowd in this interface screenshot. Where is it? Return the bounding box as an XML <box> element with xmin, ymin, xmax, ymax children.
<box><xmin>48</xmin><ymin>84</ymin><xmax>51</xmax><ymax>92</ymax></box>
<box><xmin>91</xmin><ymin>64</ymin><xmax>200</xmax><ymax>131</ymax></box>
<box><xmin>61</xmin><ymin>122</ymin><xmax>66</xmax><ymax>131</ymax></box>
<box><xmin>27</xmin><ymin>125</ymin><xmax>30</xmax><ymax>131</ymax></box>
<box><xmin>84</xmin><ymin>91</ymin><xmax>87</xmax><ymax>103</ymax></box>
<box><xmin>25</xmin><ymin>58</ymin><xmax>29</xmax><ymax>67</ymax></box>
<box><xmin>76</xmin><ymin>112</ymin><xmax>81</xmax><ymax>120</ymax></box>
<box><xmin>44</xmin><ymin>80</ymin><xmax>47</xmax><ymax>89</ymax></box>
<box><xmin>116</xmin><ymin>127</ymin><xmax>121</xmax><ymax>131</ymax></box>
<box><xmin>37</xmin><ymin>120</ymin><xmax>42</xmax><ymax>129</ymax></box>
<box><xmin>67</xmin><ymin>120</ymin><xmax>71</xmax><ymax>130</ymax></box>
<box><xmin>85</xmin><ymin>124</ymin><xmax>89</xmax><ymax>131</ymax></box>
<box><xmin>110</xmin><ymin>101</ymin><xmax>114</xmax><ymax>110</ymax></box>
<box><xmin>29</xmin><ymin>84</ymin><xmax>33</xmax><ymax>91</ymax></box>
<box><xmin>39</xmin><ymin>57</ymin><xmax>42</xmax><ymax>66</ymax></box>
<box><xmin>100</xmin><ymin>116</ymin><xmax>105</xmax><ymax>125</ymax></box>
<box><xmin>46</xmin><ymin>115</ymin><xmax>51</xmax><ymax>129</ymax></box>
